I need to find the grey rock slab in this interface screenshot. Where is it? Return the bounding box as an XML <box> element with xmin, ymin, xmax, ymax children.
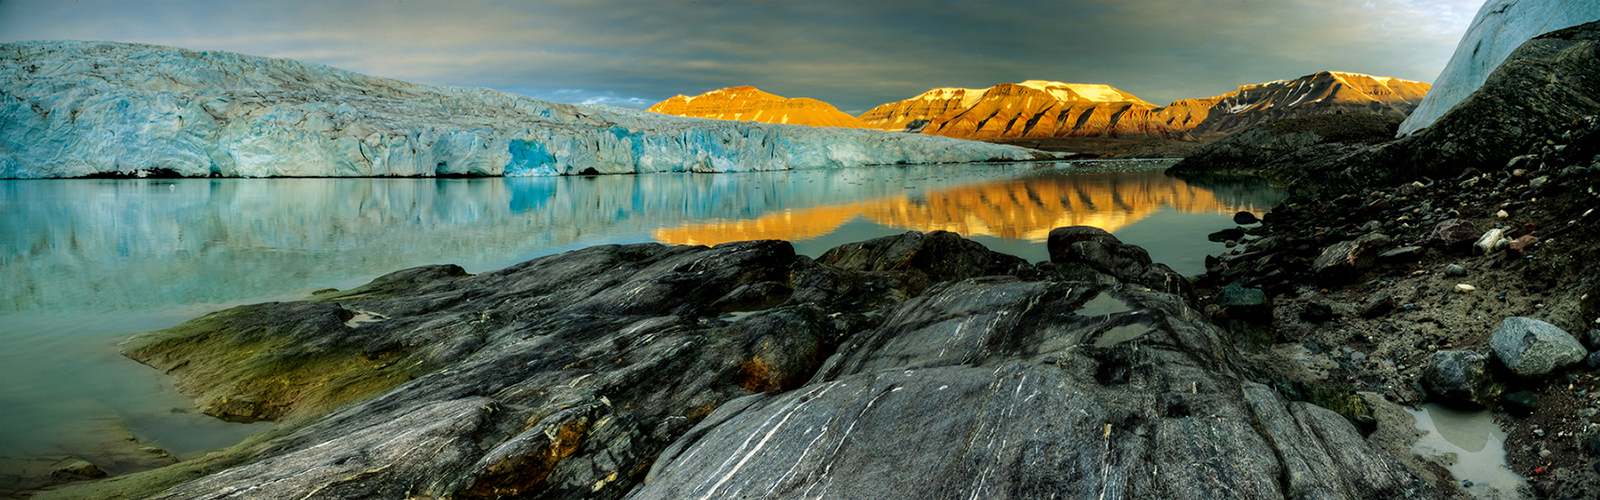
<box><xmin>631</xmin><ymin>275</ymin><xmax>1439</xmax><ymax>499</ymax></box>
<box><xmin>98</xmin><ymin>232</ymin><xmax>1052</xmax><ymax>500</ymax></box>
<box><xmin>1312</xmin><ymin>233</ymin><xmax>1391</xmax><ymax>285</ymax></box>
<box><xmin>1490</xmin><ymin>316</ymin><xmax>1588</xmax><ymax>377</ymax></box>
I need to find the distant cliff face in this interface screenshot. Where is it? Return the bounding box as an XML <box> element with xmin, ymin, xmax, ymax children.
<box><xmin>1398</xmin><ymin>0</ymin><xmax>1600</xmax><ymax>136</ymax></box>
<box><xmin>1192</xmin><ymin>72</ymin><xmax>1430</xmax><ymax>135</ymax></box>
<box><xmin>648</xmin><ymin>86</ymin><xmax>869</xmax><ymax>128</ymax></box>
<box><xmin>861</xmin><ymin>80</ymin><xmax>1183</xmax><ymax>139</ymax></box>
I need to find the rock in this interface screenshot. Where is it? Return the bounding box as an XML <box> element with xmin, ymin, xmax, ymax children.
<box><xmin>1456</xmin><ymin>284</ymin><xmax>1476</xmax><ymax>293</ymax></box>
<box><xmin>1046</xmin><ymin>226</ymin><xmax>1192</xmax><ymax>298</ymax></box>
<box><xmin>1300</xmin><ymin>302</ymin><xmax>1334</xmax><ymax>323</ymax></box>
<box><xmin>1419</xmin><ymin>351</ymin><xmax>1499</xmax><ymax>409</ymax></box>
<box><xmin>1474</xmin><ymin>228</ymin><xmax>1506</xmax><ymax>254</ymax></box>
<box><xmin>1489</xmin><ymin>316</ymin><xmax>1589</xmax><ymax>377</ymax></box>
<box><xmin>1443</xmin><ymin>264</ymin><xmax>1467</xmax><ymax>277</ymax></box>
<box><xmin>1529</xmin><ymin>176</ymin><xmax>1549</xmax><ymax>189</ymax></box>
<box><xmin>1233</xmin><ymin>211</ymin><xmax>1260</xmax><ymax>224</ymax></box>
<box><xmin>1586</xmin><ymin>329</ymin><xmax>1600</xmax><ymax>351</ymax></box>
<box><xmin>1361</xmin><ymin>293</ymin><xmax>1396</xmax><ymax>318</ymax></box>
<box><xmin>0</xmin><ymin>41</ymin><xmax>1042</xmax><ymax>179</ymax></box>
<box><xmin>1207</xmin><ymin>227</ymin><xmax>1246</xmax><ymax>242</ymax></box>
<box><xmin>1586</xmin><ymin>434</ymin><xmax>1600</xmax><ymax>455</ymax></box>
<box><xmin>1378</xmin><ymin>245</ymin><xmax>1425</xmax><ymax>263</ymax></box>
<box><xmin>1430</xmin><ymin>219</ymin><xmax>1481</xmax><ymax>250</ymax></box>
<box><xmin>1507</xmin><ymin>235</ymin><xmax>1539</xmax><ymax>253</ymax></box>
<box><xmin>1586</xmin><ymin>351</ymin><xmax>1600</xmax><ymax>370</ymax></box>
<box><xmin>50</xmin><ymin>459</ymin><xmax>107</xmax><ymax>480</ymax></box>
<box><xmin>1503</xmin><ymin>391</ymin><xmax>1541</xmax><ymax>418</ymax></box>
<box><xmin>1398</xmin><ymin>0</ymin><xmax>1600</xmax><ymax>136</ymax></box>
<box><xmin>631</xmin><ymin>273</ymin><xmax>1439</xmax><ymax>499</ymax></box>
<box><xmin>1311</xmin><ymin>233</ymin><xmax>1391</xmax><ymax>285</ymax></box>
<box><xmin>1214</xmin><ymin>283</ymin><xmax>1272</xmax><ymax>323</ymax></box>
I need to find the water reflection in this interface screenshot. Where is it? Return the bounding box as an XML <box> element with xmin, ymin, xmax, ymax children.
<box><xmin>1408</xmin><ymin>403</ymin><xmax>1527</xmax><ymax>498</ymax></box>
<box><xmin>657</xmin><ymin>170</ymin><xmax>1281</xmax><ymax>250</ymax></box>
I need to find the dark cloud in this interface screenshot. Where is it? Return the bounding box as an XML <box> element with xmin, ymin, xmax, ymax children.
<box><xmin>0</xmin><ymin>0</ymin><xmax>1479</xmax><ymax>111</ymax></box>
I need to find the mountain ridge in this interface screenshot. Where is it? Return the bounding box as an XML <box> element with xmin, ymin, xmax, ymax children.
<box><xmin>655</xmin><ymin>72</ymin><xmax>1429</xmax><ymax>143</ymax></box>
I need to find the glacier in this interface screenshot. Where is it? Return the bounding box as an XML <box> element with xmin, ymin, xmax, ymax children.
<box><xmin>0</xmin><ymin>41</ymin><xmax>1043</xmax><ymax>179</ymax></box>
<box><xmin>1397</xmin><ymin>0</ymin><xmax>1600</xmax><ymax>136</ymax></box>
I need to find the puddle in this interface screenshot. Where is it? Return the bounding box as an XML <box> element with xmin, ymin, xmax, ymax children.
<box><xmin>1076</xmin><ymin>292</ymin><xmax>1133</xmax><ymax>317</ymax></box>
<box><xmin>1093</xmin><ymin>323</ymin><xmax>1153</xmax><ymax>348</ymax></box>
<box><xmin>344</xmin><ymin>311</ymin><xmax>387</xmax><ymax>328</ymax></box>
<box><xmin>1407</xmin><ymin>403</ymin><xmax>1527</xmax><ymax>498</ymax></box>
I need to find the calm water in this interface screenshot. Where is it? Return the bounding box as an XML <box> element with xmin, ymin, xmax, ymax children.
<box><xmin>0</xmin><ymin>160</ymin><xmax>1284</xmax><ymax>483</ymax></box>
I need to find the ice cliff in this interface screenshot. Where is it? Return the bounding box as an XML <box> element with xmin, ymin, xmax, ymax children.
<box><xmin>0</xmin><ymin>41</ymin><xmax>1041</xmax><ymax>179</ymax></box>
<box><xmin>1397</xmin><ymin>0</ymin><xmax>1600</xmax><ymax>136</ymax></box>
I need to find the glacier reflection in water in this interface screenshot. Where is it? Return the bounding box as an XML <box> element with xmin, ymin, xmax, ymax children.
<box><xmin>0</xmin><ymin>161</ymin><xmax>1283</xmax><ymax>485</ymax></box>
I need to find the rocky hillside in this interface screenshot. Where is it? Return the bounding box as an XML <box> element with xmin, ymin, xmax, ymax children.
<box><xmin>1399</xmin><ymin>0</ymin><xmax>1600</xmax><ymax>135</ymax></box>
<box><xmin>0</xmin><ymin>42</ymin><xmax>1042</xmax><ymax>179</ymax></box>
<box><xmin>860</xmin><ymin>80</ymin><xmax>1185</xmax><ymax>139</ymax></box>
<box><xmin>1173</xmin><ymin>20</ymin><xmax>1600</xmax><ymax>192</ymax></box>
<box><xmin>1191</xmin><ymin>71</ymin><xmax>1430</xmax><ymax>135</ymax></box>
<box><xmin>858</xmin><ymin>74</ymin><xmax>1425</xmax><ymax>141</ymax></box>
<box><xmin>646</xmin><ymin>86</ymin><xmax>869</xmax><ymax>128</ymax></box>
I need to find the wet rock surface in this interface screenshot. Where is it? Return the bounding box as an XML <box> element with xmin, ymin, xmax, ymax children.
<box><xmin>38</xmin><ymin>229</ymin><xmax>1443</xmax><ymax>500</ymax></box>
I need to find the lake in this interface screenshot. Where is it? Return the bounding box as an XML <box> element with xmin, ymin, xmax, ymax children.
<box><xmin>0</xmin><ymin>160</ymin><xmax>1284</xmax><ymax>487</ymax></box>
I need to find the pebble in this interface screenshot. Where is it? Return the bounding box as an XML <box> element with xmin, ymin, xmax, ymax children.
<box><xmin>1456</xmin><ymin>284</ymin><xmax>1476</xmax><ymax>292</ymax></box>
<box><xmin>1444</xmin><ymin>264</ymin><xmax>1467</xmax><ymax>276</ymax></box>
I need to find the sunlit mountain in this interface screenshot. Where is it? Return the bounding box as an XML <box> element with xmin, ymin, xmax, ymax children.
<box><xmin>647</xmin><ymin>86</ymin><xmax>870</xmax><ymax>128</ymax></box>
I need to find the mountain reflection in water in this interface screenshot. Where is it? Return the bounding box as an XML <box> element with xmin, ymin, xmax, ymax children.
<box><xmin>656</xmin><ymin>170</ymin><xmax>1282</xmax><ymax>245</ymax></box>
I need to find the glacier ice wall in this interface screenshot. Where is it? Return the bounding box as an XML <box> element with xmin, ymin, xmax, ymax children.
<box><xmin>1397</xmin><ymin>0</ymin><xmax>1600</xmax><ymax>136</ymax></box>
<box><xmin>0</xmin><ymin>41</ymin><xmax>1041</xmax><ymax>178</ymax></box>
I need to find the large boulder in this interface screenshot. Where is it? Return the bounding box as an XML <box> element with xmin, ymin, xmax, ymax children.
<box><xmin>1489</xmin><ymin>316</ymin><xmax>1588</xmax><ymax>377</ymax></box>
<box><xmin>1311</xmin><ymin>233</ymin><xmax>1392</xmax><ymax>285</ymax></box>
<box><xmin>1419</xmin><ymin>350</ymin><xmax>1500</xmax><ymax>409</ymax></box>
<box><xmin>1046</xmin><ymin>225</ymin><xmax>1192</xmax><ymax>299</ymax></box>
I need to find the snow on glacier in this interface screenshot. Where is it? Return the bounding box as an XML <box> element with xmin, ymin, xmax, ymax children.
<box><xmin>0</xmin><ymin>41</ymin><xmax>1041</xmax><ymax>178</ymax></box>
<box><xmin>1397</xmin><ymin>0</ymin><xmax>1600</xmax><ymax>136</ymax></box>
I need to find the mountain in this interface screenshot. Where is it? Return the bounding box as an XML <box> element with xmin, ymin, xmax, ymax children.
<box><xmin>647</xmin><ymin>86</ymin><xmax>869</xmax><ymax>128</ymax></box>
<box><xmin>1190</xmin><ymin>71</ymin><xmax>1430</xmax><ymax>135</ymax></box>
<box><xmin>859</xmin><ymin>74</ymin><xmax>1426</xmax><ymax>141</ymax></box>
<box><xmin>0</xmin><ymin>42</ymin><xmax>1040</xmax><ymax>179</ymax></box>
<box><xmin>859</xmin><ymin>80</ymin><xmax>1182</xmax><ymax>139</ymax></box>
<box><xmin>1397</xmin><ymin>0</ymin><xmax>1600</xmax><ymax>135</ymax></box>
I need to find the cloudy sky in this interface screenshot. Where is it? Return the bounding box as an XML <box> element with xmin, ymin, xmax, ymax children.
<box><xmin>0</xmin><ymin>0</ymin><xmax>1484</xmax><ymax>113</ymax></box>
